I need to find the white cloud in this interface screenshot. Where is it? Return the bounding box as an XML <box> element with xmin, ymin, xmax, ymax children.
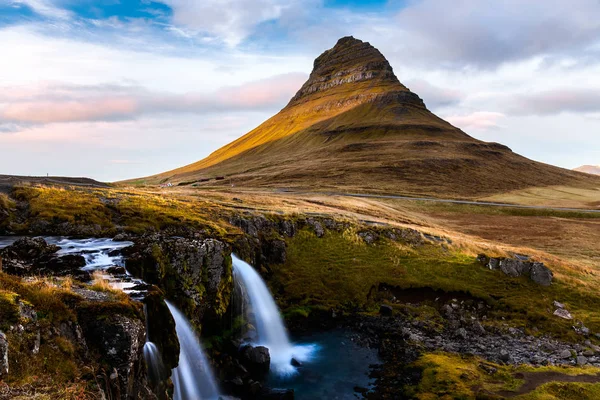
<box><xmin>11</xmin><ymin>0</ymin><xmax>71</xmax><ymax>19</ymax></box>
<box><xmin>157</xmin><ymin>0</ymin><xmax>293</xmax><ymax>46</ymax></box>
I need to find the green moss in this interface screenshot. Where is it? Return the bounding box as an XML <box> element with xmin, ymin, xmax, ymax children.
<box><xmin>0</xmin><ymin>290</ymin><xmax>21</xmax><ymax>329</ymax></box>
<box><xmin>272</xmin><ymin>228</ymin><xmax>600</xmax><ymax>340</ymax></box>
<box><xmin>516</xmin><ymin>382</ymin><xmax>600</xmax><ymax>399</ymax></box>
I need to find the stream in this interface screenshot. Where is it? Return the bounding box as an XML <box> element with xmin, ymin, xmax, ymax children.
<box><xmin>0</xmin><ymin>237</ymin><xmax>380</xmax><ymax>399</ymax></box>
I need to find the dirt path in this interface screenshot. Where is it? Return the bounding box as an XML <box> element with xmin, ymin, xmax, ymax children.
<box><xmin>499</xmin><ymin>372</ymin><xmax>600</xmax><ymax>397</ymax></box>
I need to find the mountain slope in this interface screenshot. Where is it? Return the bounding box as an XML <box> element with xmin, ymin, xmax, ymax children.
<box><xmin>134</xmin><ymin>37</ymin><xmax>600</xmax><ymax>198</ymax></box>
<box><xmin>574</xmin><ymin>165</ymin><xmax>600</xmax><ymax>176</ymax></box>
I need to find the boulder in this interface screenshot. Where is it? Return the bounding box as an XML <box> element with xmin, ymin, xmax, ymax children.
<box><xmin>530</xmin><ymin>263</ymin><xmax>553</xmax><ymax>286</ymax></box>
<box><xmin>554</xmin><ymin>308</ymin><xmax>573</xmax><ymax>320</ymax></box>
<box><xmin>240</xmin><ymin>345</ymin><xmax>271</xmax><ymax>380</ymax></box>
<box><xmin>379</xmin><ymin>304</ymin><xmax>393</xmax><ymax>317</ymax></box>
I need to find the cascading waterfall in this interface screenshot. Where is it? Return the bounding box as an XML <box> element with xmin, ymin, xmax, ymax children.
<box><xmin>143</xmin><ymin>342</ymin><xmax>165</xmax><ymax>386</ymax></box>
<box><xmin>232</xmin><ymin>254</ymin><xmax>316</xmax><ymax>376</ymax></box>
<box><xmin>166</xmin><ymin>301</ymin><xmax>221</xmax><ymax>400</ymax></box>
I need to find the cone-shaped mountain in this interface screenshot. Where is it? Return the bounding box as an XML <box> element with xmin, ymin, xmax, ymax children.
<box><xmin>134</xmin><ymin>37</ymin><xmax>598</xmax><ymax>198</ymax></box>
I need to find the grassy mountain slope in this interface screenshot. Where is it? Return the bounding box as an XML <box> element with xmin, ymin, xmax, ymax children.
<box><xmin>131</xmin><ymin>37</ymin><xmax>600</xmax><ymax>199</ymax></box>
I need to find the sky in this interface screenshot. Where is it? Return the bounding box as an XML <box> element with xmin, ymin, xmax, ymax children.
<box><xmin>0</xmin><ymin>0</ymin><xmax>599</xmax><ymax>182</ymax></box>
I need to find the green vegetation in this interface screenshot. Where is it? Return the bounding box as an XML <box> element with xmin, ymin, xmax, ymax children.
<box><xmin>0</xmin><ymin>272</ymin><xmax>140</xmax><ymax>398</ymax></box>
<box><xmin>3</xmin><ymin>185</ymin><xmax>229</xmax><ymax>236</ymax></box>
<box><xmin>409</xmin><ymin>352</ymin><xmax>600</xmax><ymax>399</ymax></box>
<box><xmin>272</xmin><ymin>228</ymin><xmax>600</xmax><ymax>340</ymax></box>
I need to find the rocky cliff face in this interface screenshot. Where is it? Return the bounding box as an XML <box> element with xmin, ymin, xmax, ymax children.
<box><xmin>287</xmin><ymin>36</ymin><xmax>411</xmax><ymax>107</ymax></box>
<box><xmin>125</xmin><ymin>236</ymin><xmax>233</xmax><ymax>333</ymax></box>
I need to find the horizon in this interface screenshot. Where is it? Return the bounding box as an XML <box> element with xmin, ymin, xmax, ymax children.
<box><xmin>1</xmin><ymin>0</ymin><xmax>599</xmax><ymax>181</ymax></box>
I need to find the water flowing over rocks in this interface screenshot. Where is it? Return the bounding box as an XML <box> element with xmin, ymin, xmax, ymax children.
<box><xmin>0</xmin><ymin>237</ymin><xmax>87</xmax><ymax>277</ymax></box>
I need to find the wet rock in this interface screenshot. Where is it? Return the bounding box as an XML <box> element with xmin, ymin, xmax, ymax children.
<box><xmin>379</xmin><ymin>304</ymin><xmax>393</xmax><ymax>317</ymax></box>
<box><xmin>554</xmin><ymin>308</ymin><xmax>573</xmax><ymax>320</ymax></box>
<box><xmin>240</xmin><ymin>345</ymin><xmax>271</xmax><ymax>380</ymax></box>
<box><xmin>291</xmin><ymin>358</ymin><xmax>302</xmax><ymax>367</ymax></box>
<box><xmin>0</xmin><ymin>331</ymin><xmax>8</xmax><ymax>379</ymax></box>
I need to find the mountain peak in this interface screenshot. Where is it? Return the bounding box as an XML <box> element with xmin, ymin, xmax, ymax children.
<box><xmin>287</xmin><ymin>36</ymin><xmax>406</xmax><ymax>107</ymax></box>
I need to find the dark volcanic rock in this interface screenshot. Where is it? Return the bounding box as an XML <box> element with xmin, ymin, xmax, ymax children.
<box><xmin>240</xmin><ymin>345</ymin><xmax>271</xmax><ymax>380</ymax></box>
<box><xmin>0</xmin><ymin>237</ymin><xmax>86</xmax><ymax>276</ymax></box>
<box><xmin>125</xmin><ymin>235</ymin><xmax>232</xmax><ymax>331</ymax></box>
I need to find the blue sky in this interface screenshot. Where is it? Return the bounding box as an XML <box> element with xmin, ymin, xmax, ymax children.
<box><xmin>0</xmin><ymin>0</ymin><xmax>599</xmax><ymax>181</ymax></box>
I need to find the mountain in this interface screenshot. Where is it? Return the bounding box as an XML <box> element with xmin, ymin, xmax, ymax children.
<box><xmin>134</xmin><ymin>37</ymin><xmax>599</xmax><ymax>198</ymax></box>
<box><xmin>574</xmin><ymin>165</ymin><xmax>600</xmax><ymax>175</ymax></box>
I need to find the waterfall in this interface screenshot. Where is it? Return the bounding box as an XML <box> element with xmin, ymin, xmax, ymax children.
<box><xmin>143</xmin><ymin>342</ymin><xmax>165</xmax><ymax>386</ymax></box>
<box><xmin>166</xmin><ymin>301</ymin><xmax>221</xmax><ymax>400</ymax></box>
<box><xmin>232</xmin><ymin>254</ymin><xmax>316</xmax><ymax>376</ymax></box>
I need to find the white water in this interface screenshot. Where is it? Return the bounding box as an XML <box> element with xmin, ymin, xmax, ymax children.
<box><xmin>232</xmin><ymin>254</ymin><xmax>316</xmax><ymax>376</ymax></box>
<box><xmin>166</xmin><ymin>301</ymin><xmax>221</xmax><ymax>400</ymax></box>
<box><xmin>143</xmin><ymin>342</ymin><xmax>165</xmax><ymax>385</ymax></box>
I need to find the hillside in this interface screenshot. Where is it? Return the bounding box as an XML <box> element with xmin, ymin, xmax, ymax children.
<box><xmin>575</xmin><ymin>165</ymin><xmax>600</xmax><ymax>176</ymax></box>
<box><xmin>132</xmin><ymin>37</ymin><xmax>600</xmax><ymax>199</ymax></box>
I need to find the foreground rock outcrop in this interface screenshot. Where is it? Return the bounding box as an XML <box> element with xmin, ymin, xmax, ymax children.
<box><xmin>477</xmin><ymin>254</ymin><xmax>554</xmax><ymax>286</ymax></box>
<box><xmin>125</xmin><ymin>235</ymin><xmax>233</xmax><ymax>333</ymax></box>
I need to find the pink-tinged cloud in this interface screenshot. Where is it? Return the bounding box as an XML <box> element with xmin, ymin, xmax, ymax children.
<box><xmin>3</xmin><ymin>98</ymin><xmax>138</xmax><ymax>123</ymax></box>
<box><xmin>446</xmin><ymin>111</ymin><xmax>505</xmax><ymax>130</ymax></box>
<box><xmin>0</xmin><ymin>73</ymin><xmax>307</xmax><ymax>125</ymax></box>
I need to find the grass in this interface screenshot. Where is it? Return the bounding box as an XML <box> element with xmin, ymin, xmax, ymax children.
<box><xmin>409</xmin><ymin>352</ymin><xmax>600</xmax><ymax>400</ymax></box>
<box><xmin>271</xmin><ymin>227</ymin><xmax>600</xmax><ymax>340</ymax></box>
<box><xmin>4</xmin><ymin>184</ymin><xmax>229</xmax><ymax>236</ymax></box>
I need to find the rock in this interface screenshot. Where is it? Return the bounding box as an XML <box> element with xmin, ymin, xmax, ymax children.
<box><xmin>456</xmin><ymin>328</ymin><xmax>468</xmax><ymax>340</ymax></box>
<box><xmin>278</xmin><ymin>220</ymin><xmax>297</xmax><ymax>237</ymax></box>
<box><xmin>241</xmin><ymin>345</ymin><xmax>271</xmax><ymax>380</ymax></box>
<box><xmin>577</xmin><ymin>355</ymin><xmax>588</xmax><ymax>365</ymax></box>
<box><xmin>583</xmin><ymin>349</ymin><xmax>595</xmax><ymax>357</ymax></box>
<box><xmin>358</xmin><ymin>231</ymin><xmax>378</xmax><ymax>245</ymax></box>
<box><xmin>44</xmin><ymin>254</ymin><xmax>86</xmax><ymax>275</ymax></box>
<box><xmin>499</xmin><ymin>259</ymin><xmax>523</xmax><ymax>277</ymax></box>
<box><xmin>530</xmin><ymin>262</ymin><xmax>553</xmax><ymax>286</ymax></box>
<box><xmin>379</xmin><ymin>304</ymin><xmax>393</xmax><ymax>317</ymax></box>
<box><xmin>78</xmin><ymin>311</ymin><xmax>147</xmax><ymax>399</ymax></box>
<box><xmin>306</xmin><ymin>218</ymin><xmax>325</xmax><ymax>238</ymax></box>
<box><xmin>559</xmin><ymin>349</ymin><xmax>572</xmax><ymax>359</ymax></box>
<box><xmin>291</xmin><ymin>358</ymin><xmax>302</xmax><ymax>367</ymax></box>
<box><xmin>473</xmin><ymin>321</ymin><xmax>486</xmax><ymax>336</ymax></box>
<box><xmin>263</xmin><ymin>239</ymin><xmax>287</xmax><ymax>264</ymax></box>
<box><xmin>248</xmin><ymin>380</ymin><xmax>262</xmax><ymax>395</ymax></box>
<box><xmin>125</xmin><ymin>236</ymin><xmax>232</xmax><ymax>331</ymax></box>
<box><xmin>487</xmin><ymin>258</ymin><xmax>500</xmax><ymax>270</ymax></box>
<box><xmin>499</xmin><ymin>349</ymin><xmax>510</xmax><ymax>362</ymax></box>
<box><xmin>553</xmin><ymin>301</ymin><xmax>565</xmax><ymax>309</ymax></box>
<box><xmin>554</xmin><ymin>308</ymin><xmax>573</xmax><ymax>320</ymax></box>
<box><xmin>0</xmin><ymin>331</ymin><xmax>8</xmax><ymax>379</ymax></box>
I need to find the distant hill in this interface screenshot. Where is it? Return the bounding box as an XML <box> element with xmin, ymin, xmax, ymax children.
<box><xmin>574</xmin><ymin>165</ymin><xmax>600</xmax><ymax>176</ymax></box>
<box><xmin>0</xmin><ymin>174</ymin><xmax>109</xmax><ymax>193</ymax></box>
<box><xmin>131</xmin><ymin>37</ymin><xmax>600</xmax><ymax>198</ymax></box>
